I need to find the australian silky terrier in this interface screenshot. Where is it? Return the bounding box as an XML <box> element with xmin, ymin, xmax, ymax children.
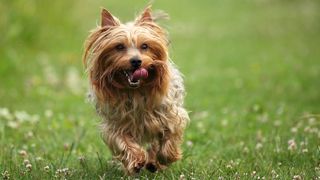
<box><xmin>83</xmin><ymin>6</ymin><xmax>189</xmax><ymax>175</ymax></box>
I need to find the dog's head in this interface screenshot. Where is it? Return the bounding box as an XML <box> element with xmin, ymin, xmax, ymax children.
<box><xmin>83</xmin><ymin>6</ymin><xmax>170</xmax><ymax>104</ymax></box>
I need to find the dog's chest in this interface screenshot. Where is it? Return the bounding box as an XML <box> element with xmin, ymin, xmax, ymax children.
<box><xmin>101</xmin><ymin>95</ymin><xmax>167</xmax><ymax>140</ymax></box>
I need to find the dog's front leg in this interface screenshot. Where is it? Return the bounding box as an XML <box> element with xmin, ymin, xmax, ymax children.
<box><xmin>146</xmin><ymin>142</ymin><xmax>167</xmax><ymax>173</ymax></box>
<box><xmin>157</xmin><ymin>132</ymin><xmax>183</xmax><ymax>166</ymax></box>
<box><xmin>106</xmin><ymin>135</ymin><xmax>146</xmax><ymax>175</ymax></box>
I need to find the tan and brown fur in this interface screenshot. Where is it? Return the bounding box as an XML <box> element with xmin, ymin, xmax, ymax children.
<box><xmin>83</xmin><ymin>6</ymin><xmax>189</xmax><ymax>175</ymax></box>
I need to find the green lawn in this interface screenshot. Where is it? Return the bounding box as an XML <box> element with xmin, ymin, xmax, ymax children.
<box><xmin>1</xmin><ymin>0</ymin><xmax>320</xmax><ymax>179</ymax></box>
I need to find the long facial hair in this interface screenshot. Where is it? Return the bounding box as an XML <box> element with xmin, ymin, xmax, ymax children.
<box><xmin>83</xmin><ymin>7</ymin><xmax>170</xmax><ymax>108</ymax></box>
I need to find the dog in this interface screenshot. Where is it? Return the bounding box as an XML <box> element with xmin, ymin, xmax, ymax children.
<box><xmin>82</xmin><ymin>6</ymin><xmax>189</xmax><ymax>175</ymax></box>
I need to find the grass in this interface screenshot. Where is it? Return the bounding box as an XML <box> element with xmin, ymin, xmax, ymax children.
<box><xmin>1</xmin><ymin>0</ymin><xmax>320</xmax><ymax>179</ymax></box>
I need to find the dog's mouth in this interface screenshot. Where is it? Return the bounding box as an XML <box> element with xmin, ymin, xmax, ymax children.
<box><xmin>123</xmin><ymin>67</ymin><xmax>149</xmax><ymax>88</ymax></box>
<box><xmin>123</xmin><ymin>70</ymin><xmax>140</xmax><ymax>88</ymax></box>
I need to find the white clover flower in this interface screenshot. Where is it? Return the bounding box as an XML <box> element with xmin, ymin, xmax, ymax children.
<box><xmin>179</xmin><ymin>174</ymin><xmax>185</xmax><ymax>180</ymax></box>
<box><xmin>291</xmin><ymin>127</ymin><xmax>298</xmax><ymax>133</ymax></box>
<box><xmin>293</xmin><ymin>175</ymin><xmax>302</xmax><ymax>180</ymax></box>
<box><xmin>29</xmin><ymin>115</ymin><xmax>40</xmax><ymax>124</ymax></box>
<box><xmin>304</xmin><ymin>126</ymin><xmax>311</xmax><ymax>133</ymax></box>
<box><xmin>0</xmin><ymin>108</ymin><xmax>13</xmax><ymax>120</ymax></box>
<box><xmin>19</xmin><ymin>150</ymin><xmax>27</xmax><ymax>157</ymax></box>
<box><xmin>26</xmin><ymin>164</ymin><xmax>32</xmax><ymax>171</ymax></box>
<box><xmin>7</xmin><ymin>121</ymin><xmax>19</xmax><ymax>129</ymax></box>
<box><xmin>14</xmin><ymin>111</ymin><xmax>30</xmax><ymax>122</ymax></box>
<box><xmin>243</xmin><ymin>147</ymin><xmax>249</xmax><ymax>154</ymax></box>
<box><xmin>1</xmin><ymin>170</ymin><xmax>10</xmax><ymax>180</ymax></box>
<box><xmin>302</xmin><ymin>148</ymin><xmax>308</xmax><ymax>153</ymax></box>
<box><xmin>255</xmin><ymin>143</ymin><xmax>263</xmax><ymax>150</ymax></box>
<box><xmin>308</xmin><ymin>117</ymin><xmax>315</xmax><ymax>125</ymax></box>
<box><xmin>186</xmin><ymin>140</ymin><xmax>193</xmax><ymax>147</ymax></box>
<box><xmin>288</xmin><ymin>139</ymin><xmax>297</xmax><ymax>151</ymax></box>
<box><xmin>25</xmin><ymin>131</ymin><xmax>34</xmax><ymax>138</ymax></box>
<box><xmin>273</xmin><ymin>120</ymin><xmax>281</xmax><ymax>127</ymax></box>
<box><xmin>44</xmin><ymin>166</ymin><xmax>50</xmax><ymax>172</ymax></box>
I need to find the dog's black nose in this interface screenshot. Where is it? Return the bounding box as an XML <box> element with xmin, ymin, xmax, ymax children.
<box><xmin>130</xmin><ymin>58</ymin><xmax>142</xmax><ymax>68</ymax></box>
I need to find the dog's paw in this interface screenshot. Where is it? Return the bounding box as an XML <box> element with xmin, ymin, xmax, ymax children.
<box><xmin>145</xmin><ymin>162</ymin><xmax>157</xmax><ymax>173</ymax></box>
<box><xmin>126</xmin><ymin>160</ymin><xmax>145</xmax><ymax>175</ymax></box>
<box><xmin>133</xmin><ymin>161</ymin><xmax>145</xmax><ymax>173</ymax></box>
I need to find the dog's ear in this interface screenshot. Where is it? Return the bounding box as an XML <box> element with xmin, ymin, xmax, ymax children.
<box><xmin>135</xmin><ymin>5</ymin><xmax>153</xmax><ymax>24</ymax></box>
<box><xmin>101</xmin><ymin>8</ymin><xmax>119</xmax><ymax>27</ymax></box>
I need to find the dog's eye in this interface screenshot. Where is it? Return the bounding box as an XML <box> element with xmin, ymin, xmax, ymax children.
<box><xmin>115</xmin><ymin>44</ymin><xmax>125</xmax><ymax>51</ymax></box>
<box><xmin>141</xmin><ymin>43</ymin><xmax>148</xmax><ymax>50</ymax></box>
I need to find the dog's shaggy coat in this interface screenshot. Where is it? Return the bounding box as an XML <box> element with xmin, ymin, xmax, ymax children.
<box><xmin>83</xmin><ymin>6</ymin><xmax>189</xmax><ymax>174</ymax></box>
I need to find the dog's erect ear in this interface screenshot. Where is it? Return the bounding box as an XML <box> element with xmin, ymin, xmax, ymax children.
<box><xmin>101</xmin><ymin>8</ymin><xmax>119</xmax><ymax>27</ymax></box>
<box><xmin>135</xmin><ymin>5</ymin><xmax>153</xmax><ymax>24</ymax></box>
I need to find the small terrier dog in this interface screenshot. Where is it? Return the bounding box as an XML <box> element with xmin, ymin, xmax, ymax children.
<box><xmin>83</xmin><ymin>6</ymin><xmax>189</xmax><ymax>175</ymax></box>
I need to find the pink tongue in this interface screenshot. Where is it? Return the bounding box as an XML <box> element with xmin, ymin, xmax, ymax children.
<box><xmin>131</xmin><ymin>68</ymin><xmax>148</xmax><ymax>81</ymax></box>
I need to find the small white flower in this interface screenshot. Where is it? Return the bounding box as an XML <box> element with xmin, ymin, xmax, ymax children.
<box><xmin>304</xmin><ymin>126</ymin><xmax>311</xmax><ymax>133</ymax></box>
<box><xmin>7</xmin><ymin>121</ymin><xmax>19</xmax><ymax>129</ymax></box>
<box><xmin>255</xmin><ymin>143</ymin><xmax>263</xmax><ymax>150</ymax></box>
<box><xmin>293</xmin><ymin>175</ymin><xmax>302</xmax><ymax>180</ymax></box>
<box><xmin>25</xmin><ymin>131</ymin><xmax>34</xmax><ymax>138</ymax></box>
<box><xmin>0</xmin><ymin>108</ymin><xmax>13</xmax><ymax>120</ymax></box>
<box><xmin>19</xmin><ymin>150</ymin><xmax>27</xmax><ymax>157</ymax></box>
<box><xmin>288</xmin><ymin>139</ymin><xmax>297</xmax><ymax>151</ymax></box>
<box><xmin>44</xmin><ymin>165</ymin><xmax>50</xmax><ymax>172</ymax></box>
<box><xmin>179</xmin><ymin>174</ymin><xmax>185</xmax><ymax>180</ymax></box>
<box><xmin>186</xmin><ymin>140</ymin><xmax>193</xmax><ymax>147</ymax></box>
<box><xmin>273</xmin><ymin>120</ymin><xmax>281</xmax><ymax>127</ymax></box>
<box><xmin>300</xmin><ymin>141</ymin><xmax>307</xmax><ymax>147</ymax></box>
<box><xmin>257</xmin><ymin>113</ymin><xmax>268</xmax><ymax>123</ymax></box>
<box><xmin>1</xmin><ymin>170</ymin><xmax>10</xmax><ymax>179</ymax></box>
<box><xmin>291</xmin><ymin>127</ymin><xmax>298</xmax><ymax>133</ymax></box>
<box><xmin>14</xmin><ymin>111</ymin><xmax>30</xmax><ymax>122</ymax></box>
<box><xmin>29</xmin><ymin>115</ymin><xmax>39</xmax><ymax>124</ymax></box>
<box><xmin>302</xmin><ymin>148</ymin><xmax>308</xmax><ymax>153</ymax></box>
<box><xmin>243</xmin><ymin>147</ymin><xmax>249</xmax><ymax>154</ymax></box>
<box><xmin>308</xmin><ymin>117</ymin><xmax>315</xmax><ymax>125</ymax></box>
<box><xmin>26</xmin><ymin>164</ymin><xmax>32</xmax><ymax>171</ymax></box>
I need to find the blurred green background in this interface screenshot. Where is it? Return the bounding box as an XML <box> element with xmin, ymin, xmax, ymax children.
<box><xmin>0</xmin><ymin>0</ymin><xmax>319</xmax><ymax>179</ymax></box>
